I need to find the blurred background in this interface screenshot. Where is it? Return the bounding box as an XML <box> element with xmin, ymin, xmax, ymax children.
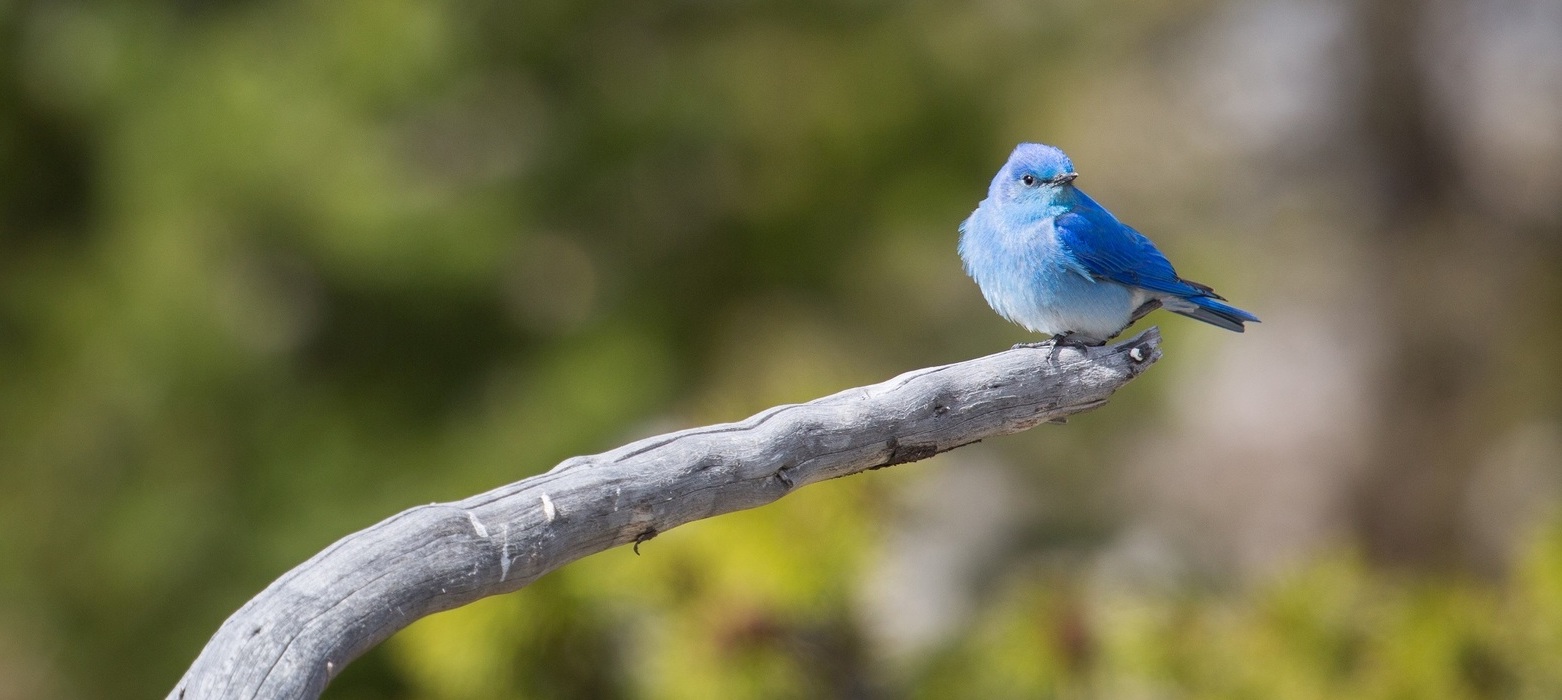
<box><xmin>2</xmin><ymin>0</ymin><xmax>1561</xmax><ymax>697</ymax></box>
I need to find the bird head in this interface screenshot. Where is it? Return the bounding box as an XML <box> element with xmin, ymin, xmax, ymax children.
<box><xmin>988</xmin><ymin>142</ymin><xmax>1078</xmax><ymax>210</ymax></box>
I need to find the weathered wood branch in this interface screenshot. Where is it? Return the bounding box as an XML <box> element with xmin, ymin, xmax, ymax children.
<box><xmin>172</xmin><ymin>328</ymin><xmax>1162</xmax><ymax>699</ymax></box>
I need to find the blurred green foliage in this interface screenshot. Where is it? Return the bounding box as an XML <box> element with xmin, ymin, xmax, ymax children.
<box><xmin>906</xmin><ymin>521</ymin><xmax>1562</xmax><ymax>700</ymax></box>
<box><xmin>3</xmin><ymin>0</ymin><xmax>1560</xmax><ymax>697</ymax></box>
<box><xmin>386</xmin><ymin>506</ymin><xmax>1562</xmax><ymax>700</ymax></box>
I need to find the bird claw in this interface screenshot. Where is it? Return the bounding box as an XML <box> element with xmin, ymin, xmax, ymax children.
<box><xmin>1047</xmin><ymin>332</ymin><xmax>1097</xmax><ymax>362</ymax></box>
<box><xmin>1013</xmin><ymin>333</ymin><xmax>1102</xmax><ymax>361</ymax></box>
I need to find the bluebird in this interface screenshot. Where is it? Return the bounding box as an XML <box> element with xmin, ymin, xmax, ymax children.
<box><xmin>958</xmin><ymin>143</ymin><xmax>1258</xmax><ymax>347</ymax></box>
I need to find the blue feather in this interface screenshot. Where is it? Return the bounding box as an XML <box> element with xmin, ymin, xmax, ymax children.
<box><xmin>1052</xmin><ymin>199</ymin><xmax>1204</xmax><ymax>297</ymax></box>
<box><xmin>958</xmin><ymin>142</ymin><xmax>1260</xmax><ymax>340</ymax></box>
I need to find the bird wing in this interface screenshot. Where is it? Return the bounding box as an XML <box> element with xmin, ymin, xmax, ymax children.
<box><xmin>1052</xmin><ymin>206</ymin><xmax>1209</xmax><ymax>298</ymax></box>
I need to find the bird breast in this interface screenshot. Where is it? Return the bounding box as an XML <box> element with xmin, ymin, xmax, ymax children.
<box><xmin>960</xmin><ymin>213</ymin><xmax>1137</xmax><ymax>339</ymax></box>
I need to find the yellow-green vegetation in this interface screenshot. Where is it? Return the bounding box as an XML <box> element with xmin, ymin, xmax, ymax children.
<box><xmin>391</xmin><ymin>475</ymin><xmax>885</xmax><ymax>700</ymax></box>
<box><xmin>384</xmin><ymin>520</ymin><xmax>1562</xmax><ymax>699</ymax></box>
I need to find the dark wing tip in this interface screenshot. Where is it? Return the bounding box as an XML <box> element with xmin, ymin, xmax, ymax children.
<box><xmin>1178</xmin><ymin>277</ymin><xmax>1226</xmax><ymax>301</ymax></box>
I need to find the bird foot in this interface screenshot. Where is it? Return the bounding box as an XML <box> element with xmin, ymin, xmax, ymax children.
<box><xmin>1012</xmin><ymin>333</ymin><xmax>1100</xmax><ymax>360</ymax></box>
<box><xmin>1047</xmin><ymin>332</ymin><xmax>1101</xmax><ymax>362</ymax></box>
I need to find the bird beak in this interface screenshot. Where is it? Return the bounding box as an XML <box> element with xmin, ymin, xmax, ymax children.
<box><xmin>1057</xmin><ymin>172</ymin><xmax>1078</xmax><ymax>185</ymax></box>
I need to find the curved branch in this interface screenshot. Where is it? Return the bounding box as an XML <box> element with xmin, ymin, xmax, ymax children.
<box><xmin>171</xmin><ymin>328</ymin><xmax>1162</xmax><ymax>699</ymax></box>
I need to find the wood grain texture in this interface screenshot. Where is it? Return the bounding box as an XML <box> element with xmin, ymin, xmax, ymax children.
<box><xmin>172</xmin><ymin>328</ymin><xmax>1162</xmax><ymax>699</ymax></box>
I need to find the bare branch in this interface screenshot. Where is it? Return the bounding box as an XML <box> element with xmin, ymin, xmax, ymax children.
<box><xmin>171</xmin><ymin>328</ymin><xmax>1162</xmax><ymax>699</ymax></box>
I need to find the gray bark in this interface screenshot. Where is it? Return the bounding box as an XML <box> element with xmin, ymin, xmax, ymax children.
<box><xmin>171</xmin><ymin>328</ymin><xmax>1162</xmax><ymax>699</ymax></box>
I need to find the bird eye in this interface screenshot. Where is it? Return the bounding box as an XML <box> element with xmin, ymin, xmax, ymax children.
<box><xmin>1021</xmin><ymin>174</ymin><xmax>1036</xmax><ymax>186</ymax></box>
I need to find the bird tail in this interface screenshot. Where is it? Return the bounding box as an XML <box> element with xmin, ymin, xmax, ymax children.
<box><xmin>1168</xmin><ymin>295</ymin><xmax>1260</xmax><ymax>333</ymax></box>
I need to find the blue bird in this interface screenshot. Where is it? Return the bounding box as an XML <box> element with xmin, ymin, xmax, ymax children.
<box><xmin>959</xmin><ymin>143</ymin><xmax>1258</xmax><ymax>346</ymax></box>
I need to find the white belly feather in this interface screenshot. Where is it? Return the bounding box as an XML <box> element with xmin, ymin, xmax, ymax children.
<box><xmin>960</xmin><ymin>213</ymin><xmax>1146</xmax><ymax>341</ymax></box>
